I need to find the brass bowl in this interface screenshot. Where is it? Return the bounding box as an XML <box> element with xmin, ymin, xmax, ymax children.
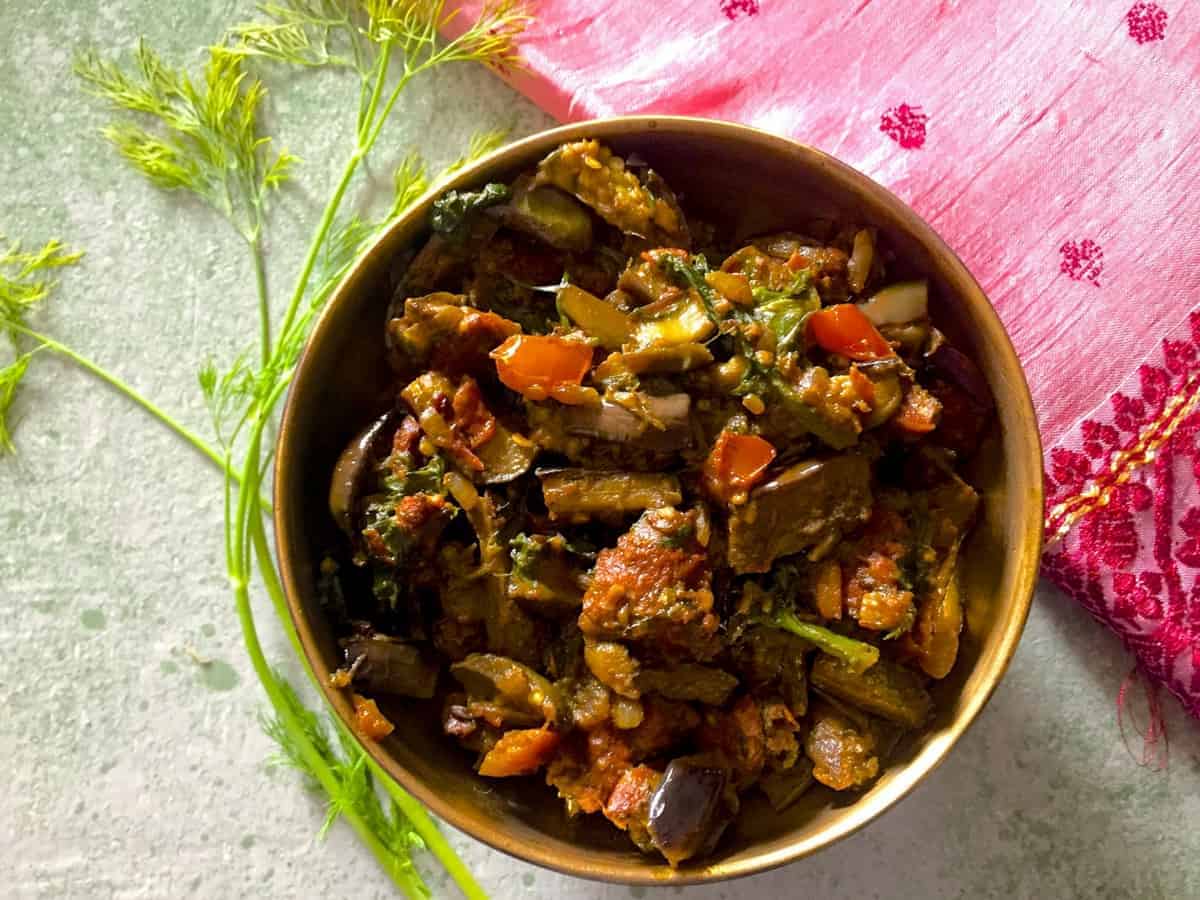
<box><xmin>274</xmin><ymin>116</ymin><xmax>1043</xmax><ymax>885</ymax></box>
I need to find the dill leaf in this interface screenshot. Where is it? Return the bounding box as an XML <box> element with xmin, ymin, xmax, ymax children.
<box><xmin>0</xmin><ymin>352</ymin><xmax>36</xmax><ymax>454</ymax></box>
<box><xmin>75</xmin><ymin>42</ymin><xmax>293</xmax><ymax>244</ymax></box>
<box><xmin>0</xmin><ymin>238</ymin><xmax>84</xmax><ymax>454</ymax></box>
<box><xmin>0</xmin><ymin>238</ymin><xmax>85</xmax><ymax>351</ymax></box>
<box><xmin>261</xmin><ymin>674</ymin><xmax>429</xmax><ymax>891</ymax></box>
<box><xmin>438</xmin><ymin>128</ymin><xmax>508</xmax><ymax>181</ymax></box>
<box><xmin>229</xmin><ymin>0</ymin><xmax>365</xmax><ymax>72</ymax></box>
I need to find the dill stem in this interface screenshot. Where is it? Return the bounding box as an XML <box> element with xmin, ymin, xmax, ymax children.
<box><xmin>357</xmin><ymin>43</ymin><xmax>392</xmax><ymax>147</ymax></box>
<box><xmin>6</xmin><ymin>321</ymin><xmax>271</xmax><ymax>501</ymax></box>
<box><xmin>233</xmin><ymin>419</ymin><xmax>428</xmax><ymax>899</ymax></box>
<box><xmin>275</xmin><ymin>152</ymin><xmax>361</xmax><ymax>349</ymax></box>
<box><xmin>250</xmin><ymin>235</ymin><xmax>271</xmax><ymax>367</ymax></box>
<box><xmin>373</xmin><ymin>770</ymin><xmax>490</xmax><ymax>900</ymax></box>
<box><xmin>277</xmin><ymin>42</ymin><xmax>392</xmax><ymax>349</ymax></box>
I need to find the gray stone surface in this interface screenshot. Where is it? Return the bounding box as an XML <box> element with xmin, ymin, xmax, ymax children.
<box><xmin>2</xmin><ymin>3</ymin><xmax>1198</xmax><ymax>898</ymax></box>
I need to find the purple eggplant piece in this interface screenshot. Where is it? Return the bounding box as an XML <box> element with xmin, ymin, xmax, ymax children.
<box><xmin>343</xmin><ymin>636</ymin><xmax>440</xmax><ymax>699</ymax></box>
<box><xmin>927</xmin><ymin>345</ymin><xmax>993</xmax><ymax>412</ymax></box>
<box><xmin>329</xmin><ymin>410</ymin><xmax>395</xmax><ymax>534</ymax></box>
<box><xmin>646</xmin><ymin>758</ymin><xmax>735</xmax><ymax>866</ymax></box>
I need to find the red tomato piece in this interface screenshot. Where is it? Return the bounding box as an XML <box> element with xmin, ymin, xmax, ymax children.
<box><xmin>807</xmin><ymin>304</ymin><xmax>894</xmax><ymax>361</ymax></box>
<box><xmin>703</xmin><ymin>431</ymin><xmax>777</xmax><ymax>503</ymax></box>
<box><xmin>490</xmin><ymin>334</ymin><xmax>595</xmax><ymax>404</ymax></box>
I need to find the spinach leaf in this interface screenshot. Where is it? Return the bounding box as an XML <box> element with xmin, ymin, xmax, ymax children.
<box><xmin>430</xmin><ymin>182</ymin><xmax>510</xmax><ymax>238</ymax></box>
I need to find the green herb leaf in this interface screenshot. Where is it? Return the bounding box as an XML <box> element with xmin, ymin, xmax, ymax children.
<box><xmin>430</xmin><ymin>182</ymin><xmax>509</xmax><ymax>237</ymax></box>
<box><xmin>0</xmin><ymin>352</ymin><xmax>35</xmax><ymax>454</ymax></box>
<box><xmin>0</xmin><ymin>238</ymin><xmax>84</xmax><ymax>454</ymax></box>
<box><xmin>75</xmin><ymin>42</ymin><xmax>291</xmax><ymax>243</ymax></box>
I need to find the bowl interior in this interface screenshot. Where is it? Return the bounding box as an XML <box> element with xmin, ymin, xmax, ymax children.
<box><xmin>274</xmin><ymin>118</ymin><xmax>1042</xmax><ymax>884</ymax></box>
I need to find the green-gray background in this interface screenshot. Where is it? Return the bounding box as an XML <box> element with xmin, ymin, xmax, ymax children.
<box><xmin>2</xmin><ymin>2</ymin><xmax>1198</xmax><ymax>898</ymax></box>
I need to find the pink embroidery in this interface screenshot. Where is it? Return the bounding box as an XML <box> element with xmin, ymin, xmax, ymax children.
<box><xmin>1059</xmin><ymin>239</ymin><xmax>1104</xmax><ymax>286</ymax></box>
<box><xmin>720</xmin><ymin>0</ymin><xmax>760</xmax><ymax>20</ymax></box>
<box><xmin>1126</xmin><ymin>2</ymin><xmax>1168</xmax><ymax>44</ymax></box>
<box><xmin>880</xmin><ymin>104</ymin><xmax>928</xmax><ymax>149</ymax></box>
<box><xmin>1042</xmin><ymin>310</ymin><xmax>1200</xmax><ymax>720</ymax></box>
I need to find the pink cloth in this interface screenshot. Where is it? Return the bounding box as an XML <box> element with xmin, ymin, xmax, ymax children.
<box><xmin>448</xmin><ymin>1</ymin><xmax>1200</xmax><ymax>715</ymax></box>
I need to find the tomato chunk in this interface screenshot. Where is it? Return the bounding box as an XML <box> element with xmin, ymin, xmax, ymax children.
<box><xmin>478</xmin><ymin>727</ymin><xmax>561</xmax><ymax>777</ymax></box>
<box><xmin>703</xmin><ymin>431</ymin><xmax>777</xmax><ymax>503</ymax></box>
<box><xmin>490</xmin><ymin>334</ymin><xmax>595</xmax><ymax>404</ymax></box>
<box><xmin>352</xmin><ymin>693</ymin><xmax>395</xmax><ymax>740</ymax></box>
<box><xmin>807</xmin><ymin>304</ymin><xmax>894</xmax><ymax>361</ymax></box>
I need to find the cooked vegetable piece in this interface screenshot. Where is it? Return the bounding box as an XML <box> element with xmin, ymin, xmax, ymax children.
<box><xmin>388</xmin><ymin>293</ymin><xmax>520</xmax><ymax>376</ymax></box>
<box><xmin>400</xmin><ymin>372</ymin><xmax>495</xmax><ymax>473</ymax></box>
<box><xmin>446</xmin><ymin>480</ymin><xmax>543</xmax><ymax>664</ymax></box>
<box><xmin>451</xmin><ymin>653</ymin><xmax>564</xmax><ymax>727</ymax></box>
<box><xmin>805</xmin><ymin>704</ymin><xmax>878</xmax><ymax>790</ymax></box>
<box><xmin>636</xmin><ymin>664</ymin><xmax>739</xmax><ymax>706</ymax></box>
<box><xmin>478</xmin><ymin>727</ymin><xmax>561</xmax><ymax>777</ymax></box>
<box><xmin>329</xmin><ymin>410</ymin><xmax>394</xmax><ymax>534</ymax></box>
<box><xmin>508</xmin><ymin>533</ymin><xmax>586</xmax><ymax>618</ymax></box>
<box><xmin>539</xmin><ymin>468</ymin><xmax>683</xmax><ymax>520</ymax></box>
<box><xmin>807</xmin><ymin>304</ymin><xmax>895</xmax><ymax>360</ymax></box>
<box><xmin>863</xmin><ymin>372</ymin><xmax>904</xmax><ymax>429</ymax></box>
<box><xmin>584</xmin><ymin>638</ymin><xmax>642</xmax><ymax>698</ymax></box>
<box><xmin>705</xmin><ymin>270</ymin><xmax>754</xmax><ymax>306</ymax></box>
<box><xmin>728</xmin><ymin>455</ymin><xmax>872</xmax><ymax>573</ymax></box>
<box><xmin>579</xmin><ymin>507</ymin><xmax>719</xmax><ymax>660</ymax></box>
<box><xmin>536</xmin><ymin>140</ymin><xmax>686</xmax><ymax>243</ymax></box>
<box><xmin>758</xmin><ymin>759</ymin><xmax>815</xmax><ymax>812</ymax></box>
<box><xmin>545</xmin><ymin>724</ymin><xmax>633</xmax><ymax>816</ymax></box>
<box><xmin>754</xmin><ymin>365</ymin><xmax>865</xmax><ymax>450</ymax></box>
<box><xmin>858</xmin><ymin>280</ymin><xmax>928</xmax><ymax>325</ymax></box>
<box><xmin>646</xmin><ymin>757</ymin><xmax>737</xmax><ymax>867</ymax></box>
<box><xmin>846</xmin><ymin>229</ymin><xmax>875</xmax><ymax>295</ymax></box>
<box><xmin>757</xmin><ymin>606</ymin><xmax>880</xmax><ymax>675</ymax></box>
<box><xmin>814</xmin><ymin>559</ymin><xmax>843</xmax><ymax>620</ymax></box>
<box><xmin>611</xmin><ymin>695</ymin><xmax>645</xmax><ymax>729</ymax></box>
<box><xmin>843</xmin><ymin>509</ymin><xmax>915</xmax><ymax>634</ymax></box>
<box><xmin>475</xmin><ymin>424</ymin><xmax>538</xmax><ymax>484</ymax></box>
<box><xmin>352</xmin><ymin>693</ymin><xmax>395</xmax><ymax>740</ymax></box>
<box><xmin>810</xmin><ymin>654</ymin><xmax>933</xmax><ymax>728</ymax></box>
<box><xmin>430</xmin><ymin>182</ymin><xmax>510</xmax><ymax>238</ymax></box>
<box><xmin>556</xmin><ymin>284</ymin><xmax>634</xmax><ymax>349</ymax></box>
<box><xmin>732</xmin><ymin>625</ymin><xmax>810</xmax><ymax>716</ymax></box>
<box><xmin>626</xmin><ymin>697</ymin><xmax>701</xmax><ymax>761</ymax></box>
<box><xmin>546</xmin><ymin>394</ymin><xmax>692</xmax><ymax>450</ymax></box>
<box><xmin>702</xmin><ymin>431</ymin><xmax>777</xmax><ymax>504</ymax></box>
<box><xmin>618</xmin><ymin>255</ymin><xmax>685</xmax><ymax>306</ymax></box>
<box><xmin>603</xmin><ymin>765</ymin><xmax>663</xmax><ymax>852</ymax></box>
<box><xmin>343</xmin><ymin>636</ymin><xmax>440</xmax><ymax>699</ymax></box>
<box><xmin>491</xmin><ymin>334</ymin><xmax>597</xmax><ymax>404</ymax></box>
<box><xmin>904</xmin><ymin>543</ymin><xmax>964</xmax><ymax>678</ymax></box>
<box><xmin>893</xmin><ymin>382</ymin><xmax>943</xmax><ymax>434</ymax></box>
<box><xmin>504</xmin><ymin>176</ymin><xmax>594</xmax><ymax>251</ymax></box>
<box><xmin>633</xmin><ymin>291</ymin><xmax>716</xmax><ymax>347</ymax></box>
<box><xmin>608</xmin><ymin>343</ymin><xmax>713</xmax><ymax>375</ymax></box>
<box><xmin>568</xmin><ymin>676</ymin><xmax>611</xmax><ymax>730</ymax></box>
<box><xmin>698</xmin><ymin>695</ymin><xmax>767</xmax><ymax>788</ymax></box>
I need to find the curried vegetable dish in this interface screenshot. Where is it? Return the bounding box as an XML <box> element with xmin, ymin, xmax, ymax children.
<box><xmin>323</xmin><ymin>140</ymin><xmax>995</xmax><ymax>866</ymax></box>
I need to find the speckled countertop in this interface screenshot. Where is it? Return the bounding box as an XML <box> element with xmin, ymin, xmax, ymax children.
<box><xmin>3</xmin><ymin>3</ymin><xmax>1199</xmax><ymax>899</ymax></box>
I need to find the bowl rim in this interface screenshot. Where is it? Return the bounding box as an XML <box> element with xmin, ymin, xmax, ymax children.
<box><xmin>274</xmin><ymin>114</ymin><xmax>1043</xmax><ymax>886</ymax></box>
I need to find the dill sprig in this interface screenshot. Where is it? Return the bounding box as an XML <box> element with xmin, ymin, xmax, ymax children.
<box><xmin>75</xmin><ymin>43</ymin><xmax>296</xmax><ymax>363</ymax></box>
<box><xmin>74</xmin><ymin>42</ymin><xmax>295</xmax><ymax>245</ymax></box>
<box><xmin>39</xmin><ymin>3</ymin><xmax>531</xmax><ymax>897</ymax></box>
